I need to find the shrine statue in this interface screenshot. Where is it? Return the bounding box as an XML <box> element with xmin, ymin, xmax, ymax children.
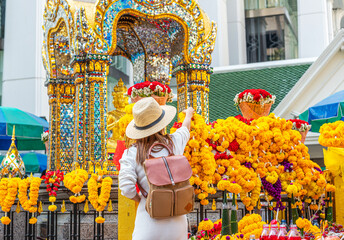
<box><xmin>106</xmin><ymin>79</ymin><xmax>128</xmax><ymax>150</ymax></box>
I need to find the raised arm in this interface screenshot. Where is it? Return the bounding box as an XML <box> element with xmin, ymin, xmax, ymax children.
<box><xmin>182</xmin><ymin>107</ymin><xmax>194</xmax><ymax>131</ymax></box>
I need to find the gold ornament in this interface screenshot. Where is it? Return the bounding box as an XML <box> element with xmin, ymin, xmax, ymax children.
<box><xmin>0</xmin><ymin>126</ymin><xmax>25</xmax><ymax>178</ymax></box>
<box><xmin>106</xmin><ymin>79</ymin><xmax>128</xmax><ymax>150</ymax></box>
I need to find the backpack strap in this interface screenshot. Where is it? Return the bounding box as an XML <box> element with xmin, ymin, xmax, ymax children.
<box><xmin>137</xmin><ymin>181</ymin><xmax>148</xmax><ymax>198</ymax></box>
<box><xmin>148</xmin><ymin>142</ymin><xmax>174</xmax><ymax>158</ymax></box>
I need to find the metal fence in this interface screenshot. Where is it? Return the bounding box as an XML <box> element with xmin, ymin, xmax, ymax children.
<box><xmin>1</xmin><ymin>194</ymin><xmax>326</xmax><ymax>240</ymax></box>
<box><xmin>0</xmin><ymin>200</ymin><xmax>119</xmax><ymax>240</ymax></box>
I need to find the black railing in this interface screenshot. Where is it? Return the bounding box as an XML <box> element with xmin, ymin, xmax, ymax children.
<box><xmin>1</xmin><ymin>200</ymin><xmax>119</xmax><ymax>240</ymax></box>
<box><xmin>1</xmin><ymin>194</ymin><xmax>327</xmax><ymax>239</ymax></box>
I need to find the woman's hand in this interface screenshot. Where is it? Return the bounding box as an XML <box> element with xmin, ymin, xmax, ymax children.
<box><xmin>182</xmin><ymin>107</ymin><xmax>194</xmax><ymax>130</ymax></box>
<box><xmin>184</xmin><ymin>107</ymin><xmax>194</xmax><ymax>118</ymax></box>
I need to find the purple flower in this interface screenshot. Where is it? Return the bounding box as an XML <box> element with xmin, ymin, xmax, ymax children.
<box><xmin>204</xmin><ymin>218</ymin><xmax>208</xmax><ymax>221</ymax></box>
<box><xmin>243</xmin><ymin>162</ymin><xmax>252</xmax><ymax>168</ymax></box>
<box><xmin>281</xmin><ymin>160</ymin><xmax>293</xmax><ymax>172</ymax></box>
<box><xmin>261</xmin><ymin>177</ymin><xmax>284</xmax><ymax>210</ymax></box>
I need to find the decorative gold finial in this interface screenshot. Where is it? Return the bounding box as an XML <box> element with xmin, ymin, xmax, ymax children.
<box><xmin>12</xmin><ymin>125</ymin><xmax>15</xmax><ymax>141</ymax></box>
<box><xmin>0</xmin><ymin>125</ymin><xmax>26</xmax><ymax>178</ymax></box>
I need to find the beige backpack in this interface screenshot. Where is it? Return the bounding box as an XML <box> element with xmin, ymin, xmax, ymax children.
<box><xmin>138</xmin><ymin>142</ymin><xmax>194</xmax><ymax>219</ymax></box>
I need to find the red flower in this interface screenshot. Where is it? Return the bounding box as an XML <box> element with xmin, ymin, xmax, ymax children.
<box><xmin>143</xmin><ymin>81</ymin><xmax>150</xmax><ymax>88</ymax></box>
<box><xmin>253</xmin><ymin>93</ymin><xmax>261</xmax><ymax>102</ymax></box>
<box><xmin>228</xmin><ymin>140</ymin><xmax>239</xmax><ymax>152</ymax></box>
<box><xmin>238</xmin><ymin>89</ymin><xmax>273</xmax><ymax>101</ymax></box>
<box><xmin>235</xmin><ymin>115</ymin><xmax>253</xmax><ymax>125</ymax></box>
<box><xmin>149</xmin><ymin>82</ymin><xmax>156</xmax><ymax>91</ymax></box>
<box><xmin>172</xmin><ymin>122</ymin><xmax>182</xmax><ymax>129</ymax></box>
<box><xmin>127</xmin><ymin>86</ymin><xmax>133</xmax><ymax>95</ymax></box>
<box><xmin>165</xmin><ymin>85</ymin><xmax>171</xmax><ymax>93</ymax></box>
<box><xmin>287</xmin><ymin>119</ymin><xmax>309</xmax><ymax>129</ymax></box>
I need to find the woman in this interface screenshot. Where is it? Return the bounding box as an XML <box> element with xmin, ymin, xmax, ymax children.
<box><xmin>119</xmin><ymin>97</ymin><xmax>194</xmax><ymax>240</ymax></box>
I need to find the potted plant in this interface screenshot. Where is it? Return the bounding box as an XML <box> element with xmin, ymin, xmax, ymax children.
<box><xmin>288</xmin><ymin>119</ymin><xmax>311</xmax><ymax>143</ymax></box>
<box><xmin>126</xmin><ymin>81</ymin><xmax>173</xmax><ymax>105</ymax></box>
<box><xmin>234</xmin><ymin>89</ymin><xmax>276</xmax><ymax>119</ymax></box>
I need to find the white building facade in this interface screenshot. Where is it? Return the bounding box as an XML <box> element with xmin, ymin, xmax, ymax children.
<box><xmin>0</xmin><ymin>0</ymin><xmax>343</xmax><ymax>119</ymax></box>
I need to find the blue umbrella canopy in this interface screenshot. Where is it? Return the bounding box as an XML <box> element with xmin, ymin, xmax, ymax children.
<box><xmin>0</xmin><ymin>107</ymin><xmax>49</xmax><ymax>150</ymax></box>
<box><xmin>299</xmin><ymin>90</ymin><xmax>344</xmax><ymax>132</ymax></box>
<box><xmin>0</xmin><ymin>152</ymin><xmax>47</xmax><ymax>174</ymax></box>
<box><xmin>21</xmin><ymin>152</ymin><xmax>47</xmax><ymax>173</ymax></box>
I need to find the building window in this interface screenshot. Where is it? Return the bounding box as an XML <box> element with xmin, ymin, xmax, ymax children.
<box><xmin>245</xmin><ymin>0</ymin><xmax>298</xmax><ymax>63</ymax></box>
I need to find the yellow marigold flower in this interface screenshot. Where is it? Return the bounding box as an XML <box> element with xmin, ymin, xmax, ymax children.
<box><xmin>95</xmin><ymin>216</ymin><xmax>105</xmax><ymax>224</ymax></box>
<box><xmin>69</xmin><ymin>195</ymin><xmax>77</xmax><ymax>203</ymax></box>
<box><xmin>49</xmin><ymin>196</ymin><xmax>56</xmax><ymax>203</ymax></box>
<box><xmin>29</xmin><ymin>217</ymin><xmax>37</xmax><ymax>225</ymax></box>
<box><xmin>325</xmin><ymin>184</ymin><xmax>336</xmax><ymax>192</ymax></box>
<box><xmin>0</xmin><ymin>216</ymin><xmax>11</xmax><ymax>225</ymax></box>
<box><xmin>48</xmin><ymin>205</ymin><xmax>57</xmax><ymax>212</ymax></box>
<box><xmin>198</xmin><ymin>218</ymin><xmax>214</xmax><ymax>231</ymax></box>
<box><xmin>296</xmin><ymin>218</ymin><xmax>306</xmax><ymax>229</ymax></box>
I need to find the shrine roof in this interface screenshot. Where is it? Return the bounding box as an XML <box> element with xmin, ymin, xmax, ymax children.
<box><xmin>209</xmin><ymin>63</ymin><xmax>312</xmax><ymax>122</ymax></box>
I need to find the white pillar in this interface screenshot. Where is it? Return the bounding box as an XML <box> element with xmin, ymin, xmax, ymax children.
<box><xmin>327</xmin><ymin>0</ymin><xmax>334</xmax><ymax>42</ymax></box>
<box><xmin>298</xmin><ymin>0</ymin><xmax>330</xmax><ymax>58</ymax></box>
<box><xmin>227</xmin><ymin>0</ymin><xmax>247</xmax><ymax>65</ymax></box>
<box><xmin>2</xmin><ymin>0</ymin><xmax>48</xmax><ymax>118</ymax></box>
<box><xmin>198</xmin><ymin>0</ymin><xmax>230</xmax><ymax>67</ymax></box>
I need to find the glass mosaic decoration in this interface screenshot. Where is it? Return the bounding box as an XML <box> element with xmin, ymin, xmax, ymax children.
<box><xmin>42</xmin><ymin>0</ymin><xmax>217</xmax><ymax>172</ymax></box>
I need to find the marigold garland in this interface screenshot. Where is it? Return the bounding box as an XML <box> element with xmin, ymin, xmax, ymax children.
<box><xmin>0</xmin><ymin>178</ymin><xmax>20</xmax><ymax>213</ymax></box>
<box><xmin>64</xmin><ymin>168</ymin><xmax>88</xmax><ymax>204</ymax></box>
<box><xmin>18</xmin><ymin>177</ymin><xmax>42</xmax><ymax>213</ymax></box>
<box><xmin>171</xmin><ymin>112</ymin><xmax>217</xmax><ymax>205</ymax></box>
<box><xmin>0</xmin><ymin>177</ymin><xmax>20</xmax><ymax>225</ymax></box>
<box><xmin>170</xmin><ymin>111</ymin><xmax>329</xmax><ymax>211</ymax></box>
<box><xmin>87</xmin><ymin>173</ymin><xmax>112</xmax><ymax>223</ymax></box>
<box><xmin>87</xmin><ymin>174</ymin><xmax>112</xmax><ymax>212</ymax></box>
<box><xmin>319</xmin><ymin>121</ymin><xmax>344</xmax><ymax>148</ymax></box>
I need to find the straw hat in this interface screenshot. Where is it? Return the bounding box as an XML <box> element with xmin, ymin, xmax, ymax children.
<box><xmin>126</xmin><ymin>97</ymin><xmax>176</xmax><ymax>139</ymax></box>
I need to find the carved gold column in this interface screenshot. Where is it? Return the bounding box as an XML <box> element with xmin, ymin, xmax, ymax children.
<box><xmin>47</xmin><ymin>80</ymin><xmax>75</xmax><ymax>171</ymax></box>
<box><xmin>72</xmin><ymin>54</ymin><xmax>111</xmax><ymax>171</ymax></box>
<box><xmin>176</xmin><ymin>70</ymin><xmax>188</xmax><ymax>115</ymax></box>
<box><xmin>175</xmin><ymin>65</ymin><xmax>212</xmax><ymax>122</ymax></box>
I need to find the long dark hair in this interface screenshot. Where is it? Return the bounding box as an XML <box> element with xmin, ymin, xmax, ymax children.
<box><xmin>134</xmin><ymin>130</ymin><xmax>173</xmax><ymax>165</ymax></box>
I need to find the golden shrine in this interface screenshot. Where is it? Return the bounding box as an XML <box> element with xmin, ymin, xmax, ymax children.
<box><xmin>42</xmin><ymin>0</ymin><xmax>217</xmax><ymax>171</ymax></box>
